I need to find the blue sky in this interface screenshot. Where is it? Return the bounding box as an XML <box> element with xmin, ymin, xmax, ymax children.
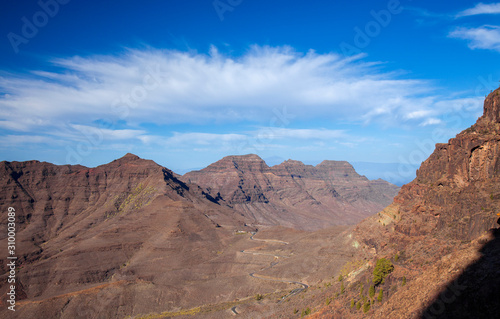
<box><xmin>1</xmin><ymin>1</ymin><xmax>500</xmax><ymax>185</ymax></box>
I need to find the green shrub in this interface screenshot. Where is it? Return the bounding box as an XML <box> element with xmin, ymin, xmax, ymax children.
<box><xmin>254</xmin><ymin>294</ymin><xmax>263</xmax><ymax>301</ymax></box>
<box><xmin>326</xmin><ymin>298</ymin><xmax>331</xmax><ymax>305</ymax></box>
<box><xmin>369</xmin><ymin>285</ymin><xmax>375</xmax><ymax>298</ymax></box>
<box><xmin>394</xmin><ymin>253</ymin><xmax>399</xmax><ymax>262</ymax></box>
<box><xmin>402</xmin><ymin>276</ymin><xmax>406</xmax><ymax>286</ymax></box>
<box><xmin>350</xmin><ymin>299</ymin><xmax>355</xmax><ymax>309</ymax></box>
<box><xmin>338</xmin><ymin>274</ymin><xmax>343</xmax><ymax>282</ymax></box>
<box><xmin>363</xmin><ymin>301</ymin><xmax>371</xmax><ymax>313</ymax></box>
<box><xmin>301</xmin><ymin>307</ymin><xmax>311</xmax><ymax>317</ymax></box>
<box><xmin>359</xmin><ymin>283</ymin><xmax>364</xmax><ymax>296</ymax></box>
<box><xmin>341</xmin><ymin>281</ymin><xmax>345</xmax><ymax>294</ymax></box>
<box><xmin>373</xmin><ymin>258</ymin><xmax>394</xmax><ymax>286</ymax></box>
<box><xmin>377</xmin><ymin>288</ymin><xmax>383</xmax><ymax>302</ymax></box>
<box><xmin>356</xmin><ymin>300</ymin><xmax>362</xmax><ymax>310</ymax></box>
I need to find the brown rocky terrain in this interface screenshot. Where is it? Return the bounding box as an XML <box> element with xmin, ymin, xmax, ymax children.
<box><xmin>0</xmin><ymin>152</ymin><xmax>391</xmax><ymax>318</ymax></box>
<box><xmin>0</xmin><ymin>154</ymin><xmax>260</xmax><ymax>318</ymax></box>
<box><xmin>265</xmin><ymin>88</ymin><xmax>500</xmax><ymax>318</ymax></box>
<box><xmin>183</xmin><ymin>156</ymin><xmax>399</xmax><ymax>231</ymax></box>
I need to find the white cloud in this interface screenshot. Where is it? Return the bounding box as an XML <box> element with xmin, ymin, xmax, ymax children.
<box><xmin>456</xmin><ymin>3</ymin><xmax>500</xmax><ymax>18</ymax></box>
<box><xmin>405</xmin><ymin>110</ymin><xmax>433</xmax><ymax>120</ymax></box>
<box><xmin>449</xmin><ymin>25</ymin><xmax>500</xmax><ymax>52</ymax></box>
<box><xmin>69</xmin><ymin>124</ymin><xmax>147</xmax><ymax>141</ymax></box>
<box><xmin>161</xmin><ymin>128</ymin><xmax>345</xmax><ymax>147</ymax></box>
<box><xmin>0</xmin><ymin>135</ymin><xmax>62</xmax><ymax>147</ymax></box>
<box><xmin>0</xmin><ymin>46</ymin><xmax>450</xmax><ymax>133</ymax></box>
<box><xmin>166</xmin><ymin>132</ymin><xmax>247</xmax><ymax>145</ymax></box>
<box><xmin>254</xmin><ymin>127</ymin><xmax>346</xmax><ymax>140</ymax></box>
<box><xmin>419</xmin><ymin>118</ymin><xmax>442</xmax><ymax>126</ymax></box>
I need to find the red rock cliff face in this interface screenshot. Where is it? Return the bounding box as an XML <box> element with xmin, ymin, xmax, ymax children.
<box><xmin>377</xmin><ymin>89</ymin><xmax>500</xmax><ymax>243</ymax></box>
<box><xmin>352</xmin><ymin>90</ymin><xmax>500</xmax><ymax>265</ymax></box>
<box><xmin>184</xmin><ymin>155</ymin><xmax>399</xmax><ymax>231</ymax></box>
<box><xmin>327</xmin><ymin>88</ymin><xmax>500</xmax><ymax>318</ymax></box>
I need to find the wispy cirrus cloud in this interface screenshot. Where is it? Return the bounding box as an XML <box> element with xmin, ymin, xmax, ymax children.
<box><xmin>253</xmin><ymin>128</ymin><xmax>346</xmax><ymax>140</ymax></box>
<box><xmin>455</xmin><ymin>2</ymin><xmax>500</xmax><ymax>18</ymax></box>
<box><xmin>145</xmin><ymin>128</ymin><xmax>347</xmax><ymax>149</ymax></box>
<box><xmin>0</xmin><ymin>45</ymin><xmax>484</xmax><ymax>163</ymax></box>
<box><xmin>0</xmin><ymin>45</ymin><xmax>462</xmax><ymax>133</ymax></box>
<box><xmin>449</xmin><ymin>25</ymin><xmax>500</xmax><ymax>52</ymax></box>
<box><xmin>166</xmin><ymin>132</ymin><xmax>247</xmax><ymax>145</ymax></box>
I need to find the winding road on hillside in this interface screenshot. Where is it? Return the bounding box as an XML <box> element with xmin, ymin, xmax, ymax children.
<box><xmin>231</xmin><ymin>231</ymin><xmax>309</xmax><ymax>315</ymax></box>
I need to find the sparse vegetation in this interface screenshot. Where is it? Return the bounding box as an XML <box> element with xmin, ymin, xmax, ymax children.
<box><xmin>394</xmin><ymin>253</ymin><xmax>399</xmax><ymax>262</ymax></box>
<box><xmin>301</xmin><ymin>307</ymin><xmax>311</xmax><ymax>317</ymax></box>
<box><xmin>363</xmin><ymin>300</ymin><xmax>371</xmax><ymax>313</ymax></box>
<box><xmin>373</xmin><ymin>258</ymin><xmax>394</xmax><ymax>286</ymax></box>
<box><xmin>402</xmin><ymin>276</ymin><xmax>407</xmax><ymax>286</ymax></box>
<box><xmin>350</xmin><ymin>299</ymin><xmax>355</xmax><ymax>309</ymax></box>
<box><xmin>377</xmin><ymin>288</ymin><xmax>383</xmax><ymax>302</ymax></box>
<box><xmin>326</xmin><ymin>297</ymin><xmax>331</xmax><ymax>305</ymax></box>
<box><xmin>341</xmin><ymin>281</ymin><xmax>345</xmax><ymax>294</ymax></box>
<box><xmin>356</xmin><ymin>300</ymin><xmax>362</xmax><ymax>310</ymax></box>
<box><xmin>338</xmin><ymin>274</ymin><xmax>343</xmax><ymax>282</ymax></box>
<box><xmin>369</xmin><ymin>284</ymin><xmax>375</xmax><ymax>298</ymax></box>
<box><xmin>254</xmin><ymin>294</ymin><xmax>263</xmax><ymax>301</ymax></box>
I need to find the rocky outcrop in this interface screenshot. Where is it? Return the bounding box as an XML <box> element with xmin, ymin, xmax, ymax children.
<box><xmin>184</xmin><ymin>155</ymin><xmax>399</xmax><ymax>231</ymax></box>
<box><xmin>314</xmin><ymin>88</ymin><xmax>500</xmax><ymax>318</ymax></box>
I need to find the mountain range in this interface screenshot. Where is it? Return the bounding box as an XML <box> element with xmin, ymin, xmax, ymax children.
<box><xmin>0</xmin><ymin>146</ymin><xmax>397</xmax><ymax>318</ymax></box>
<box><xmin>1</xmin><ymin>88</ymin><xmax>500</xmax><ymax>318</ymax></box>
<box><xmin>183</xmin><ymin>155</ymin><xmax>399</xmax><ymax>230</ymax></box>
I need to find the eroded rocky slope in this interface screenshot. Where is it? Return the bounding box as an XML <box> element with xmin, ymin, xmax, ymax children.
<box><xmin>0</xmin><ymin>154</ymin><xmax>253</xmax><ymax>318</ymax></box>
<box><xmin>304</xmin><ymin>88</ymin><xmax>500</xmax><ymax>318</ymax></box>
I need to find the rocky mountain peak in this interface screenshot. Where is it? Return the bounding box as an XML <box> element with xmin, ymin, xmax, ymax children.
<box><xmin>479</xmin><ymin>87</ymin><xmax>500</xmax><ymax>125</ymax></box>
<box><xmin>106</xmin><ymin>153</ymin><xmax>161</xmax><ymax>171</ymax></box>
<box><xmin>316</xmin><ymin>160</ymin><xmax>353</xmax><ymax>169</ymax></box>
<box><xmin>109</xmin><ymin>153</ymin><xmax>142</xmax><ymax>164</ymax></box>
<box><xmin>115</xmin><ymin>152</ymin><xmax>141</xmax><ymax>161</ymax></box>
<box><xmin>281</xmin><ymin>159</ymin><xmax>307</xmax><ymax>166</ymax></box>
<box><xmin>271</xmin><ymin>159</ymin><xmax>314</xmax><ymax>176</ymax></box>
<box><xmin>316</xmin><ymin>160</ymin><xmax>362</xmax><ymax>180</ymax></box>
<box><xmin>209</xmin><ymin>154</ymin><xmax>269</xmax><ymax>172</ymax></box>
